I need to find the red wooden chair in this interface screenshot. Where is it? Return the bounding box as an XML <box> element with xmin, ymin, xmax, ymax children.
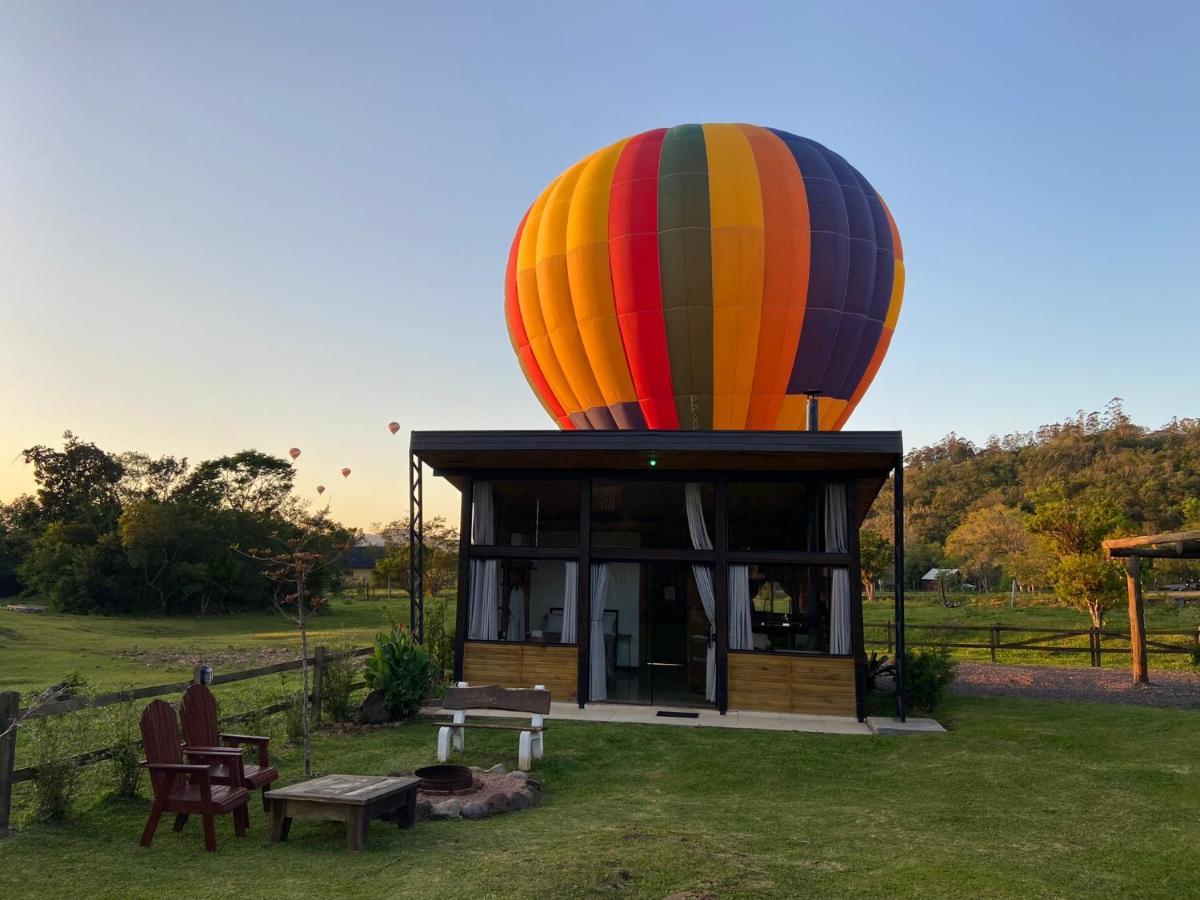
<box><xmin>139</xmin><ymin>699</ymin><xmax>251</xmax><ymax>852</ymax></box>
<box><xmin>180</xmin><ymin>682</ymin><xmax>279</xmax><ymax>811</ymax></box>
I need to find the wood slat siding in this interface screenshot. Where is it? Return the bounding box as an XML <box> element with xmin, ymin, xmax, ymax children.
<box><xmin>462</xmin><ymin>642</ymin><xmax>577</xmax><ymax>702</ymax></box>
<box><xmin>727</xmin><ymin>653</ymin><xmax>855</xmax><ymax>716</ymax></box>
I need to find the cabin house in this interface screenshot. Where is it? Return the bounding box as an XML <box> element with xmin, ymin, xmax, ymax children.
<box><xmin>407</xmin><ymin>430</ymin><xmax>907</xmax><ymax>721</ymax></box>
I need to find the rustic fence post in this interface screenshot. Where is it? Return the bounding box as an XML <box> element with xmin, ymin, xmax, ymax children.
<box><xmin>0</xmin><ymin>691</ymin><xmax>18</xmax><ymax>838</ymax></box>
<box><xmin>885</xmin><ymin>621</ymin><xmax>893</xmax><ymax>654</ymax></box>
<box><xmin>312</xmin><ymin>646</ymin><xmax>326</xmax><ymax>727</ymax></box>
<box><xmin>990</xmin><ymin>624</ymin><xmax>999</xmax><ymax>664</ymax></box>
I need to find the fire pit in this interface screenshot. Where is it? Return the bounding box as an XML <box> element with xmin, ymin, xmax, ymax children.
<box><xmin>414</xmin><ymin>764</ymin><xmax>474</xmax><ymax>795</ymax></box>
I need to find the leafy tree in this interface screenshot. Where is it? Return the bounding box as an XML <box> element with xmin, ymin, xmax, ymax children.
<box><xmin>944</xmin><ymin>505</ymin><xmax>1032</xmax><ymax>592</ymax></box>
<box><xmin>22</xmin><ymin>432</ymin><xmax>124</xmax><ymax>530</ymax></box>
<box><xmin>116</xmin><ymin>452</ymin><xmax>190</xmax><ymax>506</ymax></box>
<box><xmin>238</xmin><ymin>511</ymin><xmax>357</xmax><ymax>776</ymax></box>
<box><xmin>859</xmin><ymin>530</ymin><xmax>892</xmax><ymax>602</ymax></box>
<box><xmin>180</xmin><ymin>451</ymin><xmax>296</xmax><ymax>515</ymax></box>
<box><xmin>372</xmin><ymin>516</ymin><xmax>459</xmax><ymax>598</ymax></box>
<box><xmin>119</xmin><ymin>501</ymin><xmax>215</xmax><ymax>612</ymax></box>
<box><xmin>1029</xmin><ymin>485</ymin><xmax>1130</xmax><ymax>627</ymax></box>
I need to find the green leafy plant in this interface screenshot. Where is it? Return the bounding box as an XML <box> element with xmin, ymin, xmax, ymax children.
<box><xmin>107</xmin><ymin>691</ymin><xmax>143</xmax><ymax>798</ymax></box>
<box><xmin>422</xmin><ymin>599</ymin><xmax>454</xmax><ymax>680</ymax></box>
<box><xmin>281</xmin><ymin>690</ymin><xmax>307</xmax><ymax>745</ymax></box>
<box><xmin>363</xmin><ymin>619</ymin><xmax>434</xmax><ymax>722</ymax></box>
<box><xmin>901</xmin><ymin>647</ymin><xmax>958</xmax><ymax>713</ymax></box>
<box><xmin>321</xmin><ymin>644</ymin><xmax>359</xmax><ymax>723</ymax></box>
<box><xmin>26</xmin><ymin>710</ymin><xmax>86</xmax><ymax>822</ymax></box>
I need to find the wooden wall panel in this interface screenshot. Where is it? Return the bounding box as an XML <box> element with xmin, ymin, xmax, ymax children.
<box><xmin>462</xmin><ymin>641</ymin><xmax>578</xmax><ymax>703</ymax></box>
<box><xmin>520</xmin><ymin>644</ymin><xmax>578</xmax><ymax>702</ymax></box>
<box><xmin>727</xmin><ymin>652</ymin><xmax>855</xmax><ymax>717</ymax></box>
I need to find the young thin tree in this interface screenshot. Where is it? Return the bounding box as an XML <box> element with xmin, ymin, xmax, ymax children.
<box><xmin>239</xmin><ymin>511</ymin><xmax>356</xmax><ymax>776</ymax></box>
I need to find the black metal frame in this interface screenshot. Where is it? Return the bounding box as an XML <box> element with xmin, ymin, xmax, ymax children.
<box><xmin>893</xmin><ymin>453</ymin><xmax>907</xmax><ymax>721</ymax></box>
<box><xmin>408</xmin><ymin>450</ymin><xmax>424</xmax><ymax>641</ymax></box>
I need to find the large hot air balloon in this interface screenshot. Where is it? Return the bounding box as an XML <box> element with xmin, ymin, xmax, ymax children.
<box><xmin>504</xmin><ymin>124</ymin><xmax>904</xmax><ymax>431</ymax></box>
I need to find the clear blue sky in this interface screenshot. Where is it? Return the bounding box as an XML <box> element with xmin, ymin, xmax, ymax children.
<box><xmin>2</xmin><ymin>1</ymin><xmax>1197</xmax><ymax>525</ymax></box>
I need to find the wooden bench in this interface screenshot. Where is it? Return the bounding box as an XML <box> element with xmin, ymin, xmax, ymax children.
<box><xmin>435</xmin><ymin>683</ymin><xmax>550</xmax><ymax>771</ymax></box>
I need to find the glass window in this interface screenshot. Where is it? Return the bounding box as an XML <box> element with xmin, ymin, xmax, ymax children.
<box><xmin>727</xmin><ymin>481</ymin><xmax>821</xmax><ymax>552</ymax></box>
<box><xmin>466</xmin><ymin>556</ymin><xmax>578</xmax><ymax>644</ymax></box>
<box><xmin>591</xmin><ymin>480</ymin><xmax>714</xmax><ymax>550</ymax></box>
<box><xmin>471</xmin><ymin>479</ymin><xmax>580</xmax><ymax>548</ymax></box>
<box><xmin>731</xmin><ymin>563</ymin><xmax>846</xmax><ymax>654</ymax></box>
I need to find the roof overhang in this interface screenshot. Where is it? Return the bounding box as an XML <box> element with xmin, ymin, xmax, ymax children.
<box><xmin>410</xmin><ymin>430</ymin><xmax>902</xmax><ymax>525</ymax></box>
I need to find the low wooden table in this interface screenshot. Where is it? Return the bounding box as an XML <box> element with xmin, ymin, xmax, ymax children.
<box><xmin>265</xmin><ymin>774</ymin><xmax>420</xmax><ymax>851</ymax></box>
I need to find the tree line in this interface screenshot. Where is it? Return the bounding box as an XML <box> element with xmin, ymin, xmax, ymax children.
<box><xmin>0</xmin><ymin>432</ymin><xmax>354</xmax><ymax>614</ymax></box>
<box><xmin>861</xmin><ymin>401</ymin><xmax>1200</xmax><ymax>625</ymax></box>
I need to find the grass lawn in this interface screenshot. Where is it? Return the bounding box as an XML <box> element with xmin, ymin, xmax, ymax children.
<box><xmin>0</xmin><ymin>597</ymin><xmax>404</xmax><ymax>695</ymax></box>
<box><xmin>1</xmin><ymin>695</ymin><xmax>1196</xmax><ymax>898</ymax></box>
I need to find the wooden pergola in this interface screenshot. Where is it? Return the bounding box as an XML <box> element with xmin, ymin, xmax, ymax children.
<box><xmin>1102</xmin><ymin>530</ymin><xmax>1200</xmax><ymax>684</ymax></box>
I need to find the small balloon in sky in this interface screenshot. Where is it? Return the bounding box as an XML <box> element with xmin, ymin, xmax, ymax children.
<box><xmin>316</xmin><ymin>485</ymin><xmax>325</xmax><ymax>495</ymax></box>
<box><xmin>341</xmin><ymin>467</ymin><xmax>352</xmax><ymax>478</ymax></box>
<box><xmin>388</xmin><ymin>421</ymin><xmax>400</xmax><ymax>435</ymax></box>
<box><xmin>288</xmin><ymin>447</ymin><xmax>301</xmax><ymax>460</ymax></box>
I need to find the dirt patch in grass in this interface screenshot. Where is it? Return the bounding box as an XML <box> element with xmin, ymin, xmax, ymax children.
<box><xmin>112</xmin><ymin>646</ymin><xmax>299</xmax><ymax>670</ymax></box>
<box><xmin>952</xmin><ymin>662</ymin><xmax>1200</xmax><ymax>709</ymax></box>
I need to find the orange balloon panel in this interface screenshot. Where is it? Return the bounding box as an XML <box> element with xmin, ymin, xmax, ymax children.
<box><xmin>504</xmin><ymin>124</ymin><xmax>903</xmax><ymax>430</ymax></box>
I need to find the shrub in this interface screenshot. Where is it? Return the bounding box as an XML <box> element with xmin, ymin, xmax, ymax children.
<box><xmin>321</xmin><ymin>645</ymin><xmax>359</xmax><ymax>723</ymax></box>
<box><xmin>27</xmin><ymin>712</ymin><xmax>86</xmax><ymax>822</ymax></box>
<box><xmin>423</xmin><ymin>599</ymin><xmax>454</xmax><ymax>680</ymax></box>
<box><xmin>107</xmin><ymin>692</ymin><xmax>143</xmax><ymax>798</ymax></box>
<box><xmin>902</xmin><ymin>647</ymin><xmax>957</xmax><ymax>713</ymax></box>
<box><xmin>363</xmin><ymin>620</ymin><xmax>434</xmax><ymax>721</ymax></box>
<box><xmin>281</xmin><ymin>690</ymin><xmax>307</xmax><ymax>745</ymax></box>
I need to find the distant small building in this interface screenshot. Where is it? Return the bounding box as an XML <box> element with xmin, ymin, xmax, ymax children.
<box><xmin>342</xmin><ymin>545</ymin><xmax>381</xmax><ymax>586</ymax></box>
<box><xmin>920</xmin><ymin>568</ymin><xmax>962</xmax><ymax>591</ymax></box>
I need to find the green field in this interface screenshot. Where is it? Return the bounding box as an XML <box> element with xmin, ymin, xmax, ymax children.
<box><xmin>864</xmin><ymin>593</ymin><xmax>1200</xmax><ymax>670</ymax></box>
<box><xmin>1</xmin><ymin>694</ymin><xmax>1197</xmax><ymax>899</ymax></box>
<box><xmin>0</xmin><ymin>599</ymin><xmax>400</xmax><ymax>696</ymax></box>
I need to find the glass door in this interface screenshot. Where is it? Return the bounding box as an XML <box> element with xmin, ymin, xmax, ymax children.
<box><xmin>598</xmin><ymin>561</ymin><xmax>713</xmax><ymax>708</ymax></box>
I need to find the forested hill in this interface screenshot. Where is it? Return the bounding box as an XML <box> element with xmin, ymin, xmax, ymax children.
<box><xmin>866</xmin><ymin>401</ymin><xmax>1200</xmax><ymax>585</ymax></box>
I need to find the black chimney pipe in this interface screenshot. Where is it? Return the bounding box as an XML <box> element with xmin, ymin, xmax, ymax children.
<box><xmin>805</xmin><ymin>391</ymin><xmax>822</xmax><ymax>432</ymax></box>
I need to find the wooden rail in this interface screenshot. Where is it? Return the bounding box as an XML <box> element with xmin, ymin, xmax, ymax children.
<box><xmin>867</xmin><ymin>622</ymin><xmax>1199</xmax><ymax>667</ymax></box>
<box><xmin>0</xmin><ymin>645</ymin><xmax>371</xmax><ymax>836</ymax></box>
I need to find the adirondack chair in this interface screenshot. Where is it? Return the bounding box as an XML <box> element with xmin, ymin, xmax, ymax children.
<box><xmin>180</xmin><ymin>682</ymin><xmax>278</xmax><ymax>812</ymax></box>
<box><xmin>139</xmin><ymin>699</ymin><xmax>251</xmax><ymax>852</ymax></box>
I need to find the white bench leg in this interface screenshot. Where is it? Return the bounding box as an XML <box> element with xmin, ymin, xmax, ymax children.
<box><xmin>452</xmin><ymin>710</ymin><xmax>465</xmax><ymax>752</ymax></box>
<box><xmin>437</xmin><ymin>726</ymin><xmax>451</xmax><ymax>763</ymax></box>
<box><xmin>518</xmin><ymin>730</ymin><xmax>532</xmax><ymax>772</ymax></box>
<box><xmin>531</xmin><ymin>711</ymin><xmax>545</xmax><ymax>759</ymax></box>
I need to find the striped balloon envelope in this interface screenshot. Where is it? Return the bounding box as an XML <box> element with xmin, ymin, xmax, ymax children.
<box><xmin>504</xmin><ymin>124</ymin><xmax>904</xmax><ymax>431</ymax></box>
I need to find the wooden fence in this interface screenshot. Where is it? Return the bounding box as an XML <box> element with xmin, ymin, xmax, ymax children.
<box><xmin>866</xmin><ymin>621</ymin><xmax>1200</xmax><ymax>666</ymax></box>
<box><xmin>0</xmin><ymin>645</ymin><xmax>372</xmax><ymax>836</ymax></box>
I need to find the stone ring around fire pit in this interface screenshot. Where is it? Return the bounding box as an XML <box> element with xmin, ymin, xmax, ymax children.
<box><xmin>389</xmin><ymin>763</ymin><xmax>543</xmax><ymax>821</ymax></box>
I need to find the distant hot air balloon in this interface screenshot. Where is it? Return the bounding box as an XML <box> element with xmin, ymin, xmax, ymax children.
<box><xmin>504</xmin><ymin>124</ymin><xmax>904</xmax><ymax>432</ymax></box>
<box><xmin>288</xmin><ymin>447</ymin><xmax>301</xmax><ymax>460</ymax></box>
<box><xmin>388</xmin><ymin>421</ymin><xmax>400</xmax><ymax>435</ymax></box>
<box><xmin>316</xmin><ymin>485</ymin><xmax>326</xmax><ymax>495</ymax></box>
<box><xmin>341</xmin><ymin>468</ymin><xmax>351</xmax><ymax>478</ymax></box>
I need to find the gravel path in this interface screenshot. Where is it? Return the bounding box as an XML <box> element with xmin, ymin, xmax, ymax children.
<box><xmin>951</xmin><ymin>663</ymin><xmax>1200</xmax><ymax>710</ymax></box>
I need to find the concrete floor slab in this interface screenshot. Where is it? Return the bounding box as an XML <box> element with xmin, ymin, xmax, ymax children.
<box><xmin>866</xmin><ymin>716</ymin><xmax>946</xmax><ymax>735</ymax></box>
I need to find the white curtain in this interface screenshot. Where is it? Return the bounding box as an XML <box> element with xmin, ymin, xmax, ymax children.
<box><xmin>561</xmin><ymin>561</ymin><xmax>578</xmax><ymax>644</ymax></box>
<box><xmin>589</xmin><ymin>564</ymin><xmax>610</xmax><ymax>700</ymax></box>
<box><xmin>825</xmin><ymin>483</ymin><xmax>852</xmax><ymax>656</ymax></box>
<box><xmin>685</xmin><ymin>483</ymin><xmax>717</xmax><ymax>702</ymax></box>
<box><xmin>468</xmin><ymin>481</ymin><xmax>498</xmax><ymax>641</ymax></box>
<box><xmin>728</xmin><ymin>565</ymin><xmax>753</xmax><ymax>651</ymax></box>
<box><xmin>505</xmin><ymin>586</ymin><xmax>525</xmax><ymax>642</ymax></box>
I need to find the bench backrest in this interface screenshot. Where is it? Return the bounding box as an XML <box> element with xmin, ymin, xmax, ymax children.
<box><xmin>442</xmin><ymin>685</ymin><xmax>551</xmax><ymax>715</ymax></box>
